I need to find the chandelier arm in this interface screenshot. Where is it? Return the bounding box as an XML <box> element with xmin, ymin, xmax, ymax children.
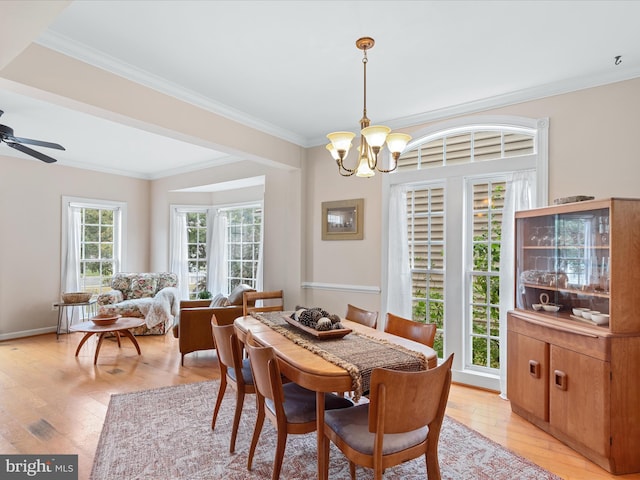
<box><xmin>337</xmin><ymin>163</ymin><xmax>357</xmax><ymax>176</ymax></box>
<box><xmin>375</xmin><ymin>163</ymin><xmax>398</xmax><ymax>173</ymax></box>
<box><xmin>337</xmin><ymin>159</ymin><xmax>358</xmax><ymax>174</ymax></box>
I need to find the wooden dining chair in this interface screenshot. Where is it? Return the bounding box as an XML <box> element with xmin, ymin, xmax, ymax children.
<box><xmin>345</xmin><ymin>304</ymin><xmax>378</xmax><ymax>329</ymax></box>
<box><xmin>210</xmin><ymin>320</ymin><xmax>255</xmax><ymax>453</ymax></box>
<box><xmin>322</xmin><ymin>354</ymin><xmax>454</xmax><ymax>480</ymax></box>
<box><xmin>243</xmin><ymin>290</ymin><xmax>284</xmax><ymax>316</ymax></box>
<box><xmin>385</xmin><ymin>312</ymin><xmax>437</xmax><ymax>348</ymax></box>
<box><xmin>245</xmin><ymin>332</ymin><xmax>354</xmax><ymax>480</ymax></box>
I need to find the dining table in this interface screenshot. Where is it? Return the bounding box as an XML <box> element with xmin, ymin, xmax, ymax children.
<box><xmin>234</xmin><ymin>312</ymin><xmax>438</xmax><ymax>480</ymax></box>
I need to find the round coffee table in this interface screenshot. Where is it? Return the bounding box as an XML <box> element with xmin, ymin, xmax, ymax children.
<box><xmin>70</xmin><ymin>317</ymin><xmax>145</xmax><ymax>364</ymax></box>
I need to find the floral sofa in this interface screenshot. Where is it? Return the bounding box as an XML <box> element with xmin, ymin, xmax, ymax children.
<box><xmin>97</xmin><ymin>272</ymin><xmax>180</xmax><ymax>335</ymax></box>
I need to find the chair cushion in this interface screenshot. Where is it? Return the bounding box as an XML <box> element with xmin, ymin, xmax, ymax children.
<box><xmin>227</xmin><ymin>358</ymin><xmax>254</xmax><ymax>385</ymax></box>
<box><xmin>324</xmin><ymin>404</ymin><xmax>428</xmax><ymax>455</ymax></box>
<box><xmin>265</xmin><ymin>383</ymin><xmax>353</xmax><ymax>424</ymax></box>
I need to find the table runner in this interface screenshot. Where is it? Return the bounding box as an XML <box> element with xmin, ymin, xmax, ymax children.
<box><xmin>251</xmin><ymin>311</ymin><xmax>427</xmax><ymax>400</ymax></box>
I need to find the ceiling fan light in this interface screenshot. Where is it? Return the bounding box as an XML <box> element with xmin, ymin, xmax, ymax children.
<box><xmin>361</xmin><ymin>125</ymin><xmax>391</xmax><ymax>148</ymax></box>
<box><xmin>355</xmin><ymin>155</ymin><xmax>375</xmax><ymax>177</ymax></box>
<box><xmin>386</xmin><ymin>132</ymin><xmax>412</xmax><ymax>154</ymax></box>
<box><xmin>327</xmin><ymin>131</ymin><xmax>356</xmax><ymax>153</ymax></box>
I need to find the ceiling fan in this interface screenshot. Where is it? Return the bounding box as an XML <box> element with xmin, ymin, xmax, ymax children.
<box><xmin>0</xmin><ymin>109</ymin><xmax>65</xmax><ymax>163</ymax></box>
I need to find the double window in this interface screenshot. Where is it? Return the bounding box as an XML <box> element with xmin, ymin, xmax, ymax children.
<box><xmin>171</xmin><ymin>204</ymin><xmax>263</xmax><ymax>299</ymax></box>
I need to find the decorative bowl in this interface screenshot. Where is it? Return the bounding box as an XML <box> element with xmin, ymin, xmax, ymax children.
<box><xmin>91</xmin><ymin>314</ymin><xmax>120</xmax><ymax>326</ymax></box>
<box><xmin>572</xmin><ymin>307</ymin><xmax>583</xmax><ymax>317</ymax></box>
<box><xmin>582</xmin><ymin>310</ymin><xmax>599</xmax><ymax>320</ymax></box>
<box><xmin>542</xmin><ymin>304</ymin><xmax>560</xmax><ymax>312</ymax></box>
<box><xmin>590</xmin><ymin>313</ymin><xmax>610</xmax><ymax>325</ymax></box>
<box><xmin>532</xmin><ymin>303</ymin><xmax>543</xmax><ymax>311</ymax></box>
<box><xmin>62</xmin><ymin>292</ymin><xmax>92</xmax><ymax>303</ymax></box>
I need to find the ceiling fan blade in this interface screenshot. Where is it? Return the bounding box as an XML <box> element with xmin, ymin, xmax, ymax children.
<box><xmin>6</xmin><ymin>142</ymin><xmax>58</xmax><ymax>163</ymax></box>
<box><xmin>9</xmin><ymin>135</ymin><xmax>65</xmax><ymax>150</ymax></box>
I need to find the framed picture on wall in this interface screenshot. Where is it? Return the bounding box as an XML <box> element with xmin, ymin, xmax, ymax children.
<box><xmin>322</xmin><ymin>198</ymin><xmax>364</xmax><ymax>240</ymax></box>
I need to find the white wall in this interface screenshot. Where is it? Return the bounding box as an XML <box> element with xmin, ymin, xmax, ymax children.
<box><xmin>0</xmin><ymin>156</ymin><xmax>149</xmax><ymax>338</ymax></box>
<box><xmin>149</xmin><ymin>160</ymin><xmax>303</xmax><ymax>310</ymax></box>
<box><xmin>303</xmin><ymin>77</ymin><xmax>640</xmax><ymax>318</ymax></box>
<box><xmin>2</xmin><ymin>76</ymin><xmax>640</xmax><ymax>338</ymax></box>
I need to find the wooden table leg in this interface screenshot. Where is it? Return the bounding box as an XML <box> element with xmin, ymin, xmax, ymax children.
<box><xmin>94</xmin><ymin>332</ymin><xmax>108</xmax><ymax>364</ymax></box>
<box><xmin>75</xmin><ymin>332</ymin><xmax>95</xmax><ymax>357</ymax></box>
<box><xmin>316</xmin><ymin>391</ymin><xmax>325</xmax><ymax>480</ymax></box>
<box><xmin>120</xmin><ymin>329</ymin><xmax>142</xmax><ymax>355</ymax></box>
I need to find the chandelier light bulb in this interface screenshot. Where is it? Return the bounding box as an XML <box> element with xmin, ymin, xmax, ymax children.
<box><xmin>355</xmin><ymin>155</ymin><xmax>375</xmax><ymax>177</ymax></box>
<box><xmin>361</xmin><ymin>125</ymin><xmax>391</xmax><ymax>149</ymax></box>
<box><xmin>327</xmin><ymin>131</ymin><xmax>356</xmax><ymax>156</ymax></box>
<box><xmin>386</xmin><ymin>132</ymin><xmax>412</xmax><ymax>157</ymax></box>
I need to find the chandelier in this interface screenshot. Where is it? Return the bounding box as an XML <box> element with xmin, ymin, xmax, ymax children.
<box><xmin>326</xmin><ymin>37</ymin><xmax>412</xmax><ymax>177</ymax></box>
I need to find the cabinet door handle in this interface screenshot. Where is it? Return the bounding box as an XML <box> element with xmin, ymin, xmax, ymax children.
<box><xmin>554</xmin><ymin>370</ymin><xmax>568</xmax><ymax>391</ymax></box>
<box><xmin>528</xmin><ymin>360</ymin><xmax>540</xmax><ymax>379</ymax></box>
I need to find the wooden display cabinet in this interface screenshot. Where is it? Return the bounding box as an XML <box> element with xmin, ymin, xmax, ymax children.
<box><xmin>507</xmin><ymin>198</ymin><xmax>640</xmax><ymax>474</ymax></box>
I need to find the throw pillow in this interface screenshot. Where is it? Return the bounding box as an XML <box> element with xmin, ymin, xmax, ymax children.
<box><xmin>130</xmin><ymin>275</ymin><xmax>158</xmax><ymax>298</ymax></box>
<box><xmin>227</xmin><ymin>284</ymin><xmax>255</xmax><ymax>305</ymax></box>
<box><xmin>209</xmin><ymin>293</ymin><xmax>229</xmax><ymax>308</ymax></box>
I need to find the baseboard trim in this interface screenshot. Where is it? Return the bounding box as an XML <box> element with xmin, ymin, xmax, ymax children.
<box><xmin>0</xmin><ymin>326</ymin><xmax>57</xmax><ymax>341</ymax></box>
<box><xmin>301</xmin><ymin>282</ymin><xmax>381</xmax><ymax>294</ymax></box>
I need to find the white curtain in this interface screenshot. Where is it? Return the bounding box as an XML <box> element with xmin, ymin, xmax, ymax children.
<box><xmin>386</xmin><ymin>185</ymin><xmax>412</xmax><ymax>320</ymax></box>
<box><xmin>61</xmin><ymin>205</ymin><xmax>82</xmax><ymax>324</ymax></box>
<box><xmin>499</xmin><ymin>170</ymin><xmax>536</xmax><ymax>398</ymax></box>
<box><xmin>170</xmin><ymin>210</ymin><xmax>190</xmax><ymax>300</ymax></box>
<box><xmin>207</xmin><ymin>209</ymin><xmax>228</xmax><ymax>295</ymax></box>
<box><xmin>255</xmin><ymin>209</ymin><xmax>264</xmax><ymax>291</ymax></box>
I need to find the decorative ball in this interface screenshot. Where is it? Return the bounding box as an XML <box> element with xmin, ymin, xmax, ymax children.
<box><xmin>329</xmin><ymin>314</ymin><xmax>341</xmax><ymax>324</ymax></box>
<box><xmin>333</xmin><ymin>322</ymin><xmax>345</xmax><ymax>330</ymax></box>
<box><xmin>316</xmin><ymin>317</ymin><xmax>332</xmax><ymax>331</ymax></box>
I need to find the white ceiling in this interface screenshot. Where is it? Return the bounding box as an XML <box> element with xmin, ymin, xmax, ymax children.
<box><xmin>2</xmin><ymin>0</ymin><xmax>640</xmax><ymax>178</ymax></box>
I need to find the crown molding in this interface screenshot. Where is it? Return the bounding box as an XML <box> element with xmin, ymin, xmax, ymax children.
<box><xmin>309</xmin><ymin>66</ymin><xmax>640</xmax><ymax>147</ymax></box>
<box><xmin>36</xmin><ymin>30</ymin><xmax>307</xmax><ymax>147</ymax></box>
<box><xmin>37</xmin><ymin>30</ymin><xmax>640</xmax><ymax>151</ymax></box>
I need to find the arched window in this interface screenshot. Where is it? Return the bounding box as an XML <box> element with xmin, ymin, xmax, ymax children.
<box><xmin>383</xmin><ymin>116</ymin><xmax>548</xmax><ymax>391</ymax></box>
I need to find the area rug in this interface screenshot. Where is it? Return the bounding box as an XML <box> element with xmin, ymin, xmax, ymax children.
<box><xmin>91</xmin><ymin>381</ymin><xmax>560</xmax><ymax>480</ymax></box>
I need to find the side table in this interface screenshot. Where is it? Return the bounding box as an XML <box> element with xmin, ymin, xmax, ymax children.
<box><xmin>54</xmin><ymin>299</ymin><xmax>98</xmax><ymax>339</ymax></box>
<box><xmin>70</xmin><ymin>317</ymin><xmax>145</xmax><ymax>364</ymax></box>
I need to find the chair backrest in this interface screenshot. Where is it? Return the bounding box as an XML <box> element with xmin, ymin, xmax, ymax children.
<box><xmin>385</xmin><ymin>313</ymin><xmax>437</xmax><ymax>348</ymax></box>
<box><xmin>243</xmin><ymin>290</ymin><xmax>284</xmax><ymax>316</ymax></box>
<box><xmin>345</xmin><ymin>304</ymin><xmax>378</xmax><ymax>329</ymax></box>
<box><xmin>211</xmin><ymin>323</ymin><xmax>244</xmax><ymax>377</ymax></box>
<box><xmin>368</xmin><ymin>354</ymin><xmax>453</xmax><ymax>435</ymax></box>
<box><xmin>245</xmin><ymin>339</ymin><xmax>284</xmax><ymax>407</ymax></box>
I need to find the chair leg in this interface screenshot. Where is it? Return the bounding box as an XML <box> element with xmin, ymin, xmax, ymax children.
<box><xmin>425</xmin><ymin>448</ymin><xmax>441</xmax><ymax>480</ymax></box>
<box><xmin>271</xmin><ymin>428</ymin><xmax>288</xmax><ymax>480</ymax></box>
<box><xmin>211</xmin><ymin>375</ymin><xmax>227</xmax><ymax>430</ymax></box>
<box><xmin>180</xmin><ymin>353</ymin><xmax>185</xmax><ymax>366</ymax></box>
<box><xmin>229</xmin><ymin>389</ymin><xmax>245</xmax><ymax>453</ymax></box>
<box><xmin>349</xmin><ymin>461</ymin><xmax>356</xmax><ymax>480</ymax></box>
<box><xmin>322</xmin><ymin>435</ymin><xmax>331</xmax><ymax>479</ymax></box>
<box><xmin>247</xmin><ymin>399</ymin><xmax>265</xmax><ymax>470</ymax></box>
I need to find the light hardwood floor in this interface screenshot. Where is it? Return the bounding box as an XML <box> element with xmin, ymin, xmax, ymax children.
<box><xmin>1</xmin><ymin>332</ymin><xmax>638</xmax><ymax>480</ymax></box>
